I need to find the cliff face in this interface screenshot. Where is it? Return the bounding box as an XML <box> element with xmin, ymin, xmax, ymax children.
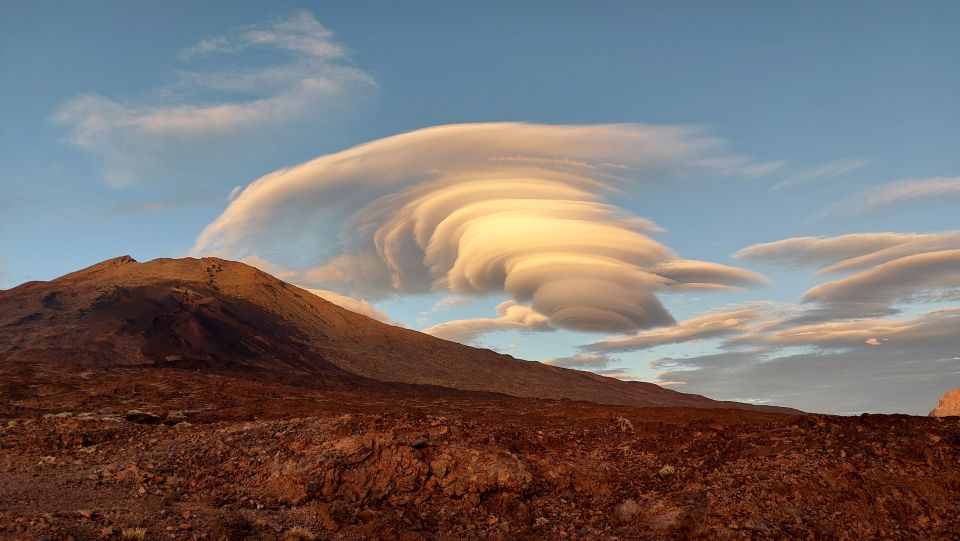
<box><xmin>929</xmin><ymin>388</ymin><xmax>960</xmax><ymax>417</ymax></box>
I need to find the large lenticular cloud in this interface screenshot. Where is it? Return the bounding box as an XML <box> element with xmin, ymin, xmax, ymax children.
<box><xmin>194</xmin><ymin>122</ymin><xmax>768</xmax><ymax>333</ymax></box>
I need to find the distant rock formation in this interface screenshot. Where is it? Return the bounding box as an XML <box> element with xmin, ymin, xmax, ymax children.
<box><xmin>929</xmin><ymin>389</ymin><xmax>960</xmax><ymax>417</ymax></box>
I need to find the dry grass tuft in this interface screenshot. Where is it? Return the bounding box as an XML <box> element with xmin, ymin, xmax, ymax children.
<box><xmin>120</xmin><ymin>527</ymin><xmax>147</xmax><ymax>541</ymax></box>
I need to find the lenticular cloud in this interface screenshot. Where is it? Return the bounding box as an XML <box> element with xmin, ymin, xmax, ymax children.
<box><xmin>194</xmin><ymin>122</ymin><xmax>767</xmax><ymax>332</ymax></box>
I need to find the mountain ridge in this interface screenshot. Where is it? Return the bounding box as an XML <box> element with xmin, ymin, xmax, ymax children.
<box><xmin>0</xmin><ymin>255</ymin><xmax>797</xmax><ymax>413</ymax></box>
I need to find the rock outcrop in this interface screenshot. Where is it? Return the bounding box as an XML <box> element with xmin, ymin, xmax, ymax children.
<box><xmin>929</xmin><ymin>388</ymin><xmax>960</xmax><ymax>417</ymax></box>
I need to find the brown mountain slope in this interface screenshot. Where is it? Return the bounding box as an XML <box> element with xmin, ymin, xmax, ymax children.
<box><xmin>0</xmin><ymin>255</ymin><xmax>793</xmax><ymax>412</ymax></box>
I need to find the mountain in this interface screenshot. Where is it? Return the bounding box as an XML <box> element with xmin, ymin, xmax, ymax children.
<box><xmin>8</xmin><ymin>257</ymin><xmax>960</xmax><ymax>541</ymax></box>
<box><xmin>0</xmin><ymin>255</ymin><xmax>793</xmax><ymax>412</ymax></box>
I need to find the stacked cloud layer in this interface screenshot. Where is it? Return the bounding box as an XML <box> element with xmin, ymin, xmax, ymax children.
<box><xmin>194</xmin><ymin>122</ymin><xmax>769</xmax><ymax>333</ymax></box>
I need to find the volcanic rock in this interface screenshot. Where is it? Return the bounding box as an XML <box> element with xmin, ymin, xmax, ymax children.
<box><xmin>613</xmin><ymin>499</ymin><xmax>640</xmax><ymax>524</ymax></box>
<box><xmin>123</xmin><ymin>410</ymin><xmax>163</xmax><ymax>424</ymax></box>
<box><xmin>929</xmin><ymin>388</ymin><xmax>960</xmax><ymax>417</ymax></box>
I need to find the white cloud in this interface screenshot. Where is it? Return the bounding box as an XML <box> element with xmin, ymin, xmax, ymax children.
<box><xmin>422</xmin><ymin>300</ymin><xmax>553</xmax><ymax>344</ymax></box>
<box><xmin>193</xmin><ymin>122</ymin><xmax>772</xmax><ymax>334</ymax></box>
<box><xmin>225</xmin><ymin>255</ymin><xmax>392</xmax><ymax>323</ymax></box>
<box><xmin>623</xmin><ymin>230</ymin><xmax>960</xmax><ymax>413</ymax></box>
<box><xmin>736</xmin><ymin>231</ymin><xmax>960</xmax><ymax>272</ymax></box>
<box><xmin>299</xmin><ymin>287</ymin><xmax>392</xmax><ymax>323</ymax></box>
<box><xmin>179</xmin><ymin>36</ymin><xmax>233</xmax><ymax>59</ymax></box>
<box><xmin>430</xmin><ymin>295</ymin><xmax>473</xmax><ymax>312</ymax></box>
<box><xmin>733</xmin><ymin>307</ymin><xmax>960</xmax><ymax>348</ymax></box>
<box><xmin>540</xmin><ymin>354</ymin><xmax>657</xmax><ymax>384</ymax></box>
<box><xmin>540</xmin><ymin>354</ymin><xmax>616</xmax><ymax>369</ymax></box>
<box><xmin>653</xmin><ymin>259</ymin><xmax>769</xmax><ymax>291</ymax></box>
<box><xmin>51</xmin><ymin>10</ymin><xmax>374</xmax><ymax>186</ymax></box>
<box><xmin>738</xmin><ymin>231</ymin><xmax>960</xmax><ymax>321</ymax></box>
<box><xmin>591</xmin><ymin>368</ymin><xmax>646</xmax><ymax>381</ymax></box>
<box><xmin>770</xmin><ymin>158</ymin><xmax>869</xmax><ymax>191</ymax></box>
<box><xmin>821</xmin><ymin>176</ymin><xmax>960</xmax><ymax>216</ymax></box>
<box><xmin>588</xmin><ymin>303</ymin><xmax>771</xmax><ymax>352</ymax></box>
<box><xmin>802</xmin><ymin>249</ymin><xmax>960</xmax><ymax>313</ymax></box>
<box><xmin>651</xmin><ymin>307</ymin><xmax>960</xmax><ymax>414</ymax></box>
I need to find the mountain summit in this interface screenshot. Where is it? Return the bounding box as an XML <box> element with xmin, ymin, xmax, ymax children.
<box><xmin>0</xmin><ymin>255</ymin><xmax>790</xmax><ymax>412</ymax></box>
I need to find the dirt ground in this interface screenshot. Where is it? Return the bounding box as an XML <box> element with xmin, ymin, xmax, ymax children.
<box><xmin>1</xmin><ymin>366</ymin><xmax>958</xmax><ymax>540</ymax></box>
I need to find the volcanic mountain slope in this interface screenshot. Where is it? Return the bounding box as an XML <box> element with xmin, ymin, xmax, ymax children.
<box><xmin>0</xmin><ymin>255</ymin><xmax>788</xmax><ymax>412</ymax></box>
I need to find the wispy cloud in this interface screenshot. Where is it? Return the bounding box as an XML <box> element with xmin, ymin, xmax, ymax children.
<box><xmin>650</xmin><ymin>308</ymin><xmax>960</xmax><ymax>414</ymax></box>
<box><xmin>422</xmin><ymin>300</ymin><xmax>554</xmax><ymax>343</ymax></box>
<box><xmin>627</xmin><ymin>230</ymin><xmax>960</xmax><ymax>412</ymax></box>
<box><xmin>540</xmin><ymin>353</ymin><xmax>616</xmax><ymax>369</ymax></box>
<box><xmin>736</xmin><ymin>230</ymin><xmax>960</xmax><ymax>273</ymax></box>
<box><xmin>194</xmin><ymin>122</ymin><xmax>772</xmax><ymax>334</ymax></box>
<box><xmin>799</xmin><ymin>249</ymin><xmax>960</xmax><ymax>320</ymax></box>
<box><xmin>179</xmin><ymin>35</ymin><xmax>233</xmax><ymax>59</ymax></box>
<box><xmin>769</xmin><ymin>158</ymin><xmax>869</xmax><ymax>191</ymax></box>
<box><xmin>591</xmin><ymin>368</ymin><xmax>646</xmax><ymax>381</ymax></box>
<box><xmin>51</xmin><ymin>10</ymin><xmax>374</xmax><ymax>187</ymax></box>
<box><xmin>300</xmin><ymin>287</ymin><xmax>392</xmax><ymax>323</ymax></box>
<box><xmin>654</xmin><ymin>380</ymin><xmax>687</xmax><ymax>387</ymax></box>
<box><xmin>587</xmin><ymin>303</ymin><xmax>770</xmax><ymax>352</ymax></box>
<box><xmin>107</xmin><ymin>190</ymin><xmax>229</xmax><ymax>214</ymax></box>
<box><xmin>430</xmin><ymin>295</ymin><xmax>473</xmax><ymax>312</ymax></box>
<box><xmin>819</xmin><ymin>176</ymin><xmax>960</xmax><ymax>217</ymax></box>
<box><xmin>737</xmin><ymin>230</ymin><xmax>960</xmax><ymax>320</ymax></box>
<box><xmin>733</xmin><ymin>307</ymin><xmax>960</xmax><ymax>349</ymax></box>
<box><xmin>540</xmin><ymin>354</ymin><xmax>648</xmax><ymax>383</ymax></box>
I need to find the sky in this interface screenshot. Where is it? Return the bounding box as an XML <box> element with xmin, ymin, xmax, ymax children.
<box><xmin>1</xmin><ymin>1</ymin><xmax>958</xmax><ymax>415</ymax></box>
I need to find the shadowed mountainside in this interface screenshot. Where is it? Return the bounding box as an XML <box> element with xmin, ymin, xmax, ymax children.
<box><xmin>0</xmin><ymin>255</ymin><xmax>792</xmax><ymax>412</ymax></box>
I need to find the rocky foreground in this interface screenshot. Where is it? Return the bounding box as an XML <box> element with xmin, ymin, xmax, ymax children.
<box><xmin>1</xmin><ymin>368</ymin><xmax>958</xmax><ymax>540</ymax></box>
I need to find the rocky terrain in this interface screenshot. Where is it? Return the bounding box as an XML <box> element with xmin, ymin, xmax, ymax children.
<box><xmin>1</xmin><ymin>256</ymin><xmax>957</xmax><ymax>539</ymax></box>
<box><xmin>930</xmin><ymin>389</ymin><xmax>960</xmax><ymax>418</ymax></box>
<box><xmin>0</xmin><ymin>372</ymin><xmax>958</xmax><ymax>540</ymax></box>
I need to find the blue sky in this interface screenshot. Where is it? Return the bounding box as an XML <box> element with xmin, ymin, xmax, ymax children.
<box><xmin>2</xmin><ymin>1</ymin><xmax>958</xmax><ymax>414</ymax></box>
